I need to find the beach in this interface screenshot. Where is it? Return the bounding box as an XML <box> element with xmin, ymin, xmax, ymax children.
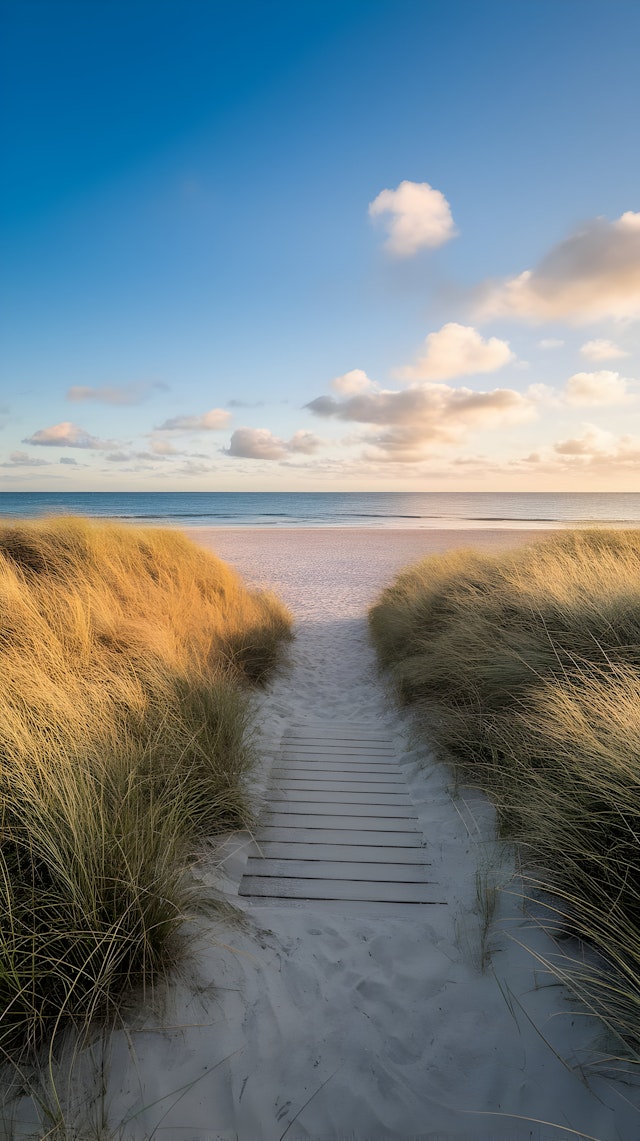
<box><xmin>27</xmin><ymin>524</ymin><xmax>621</xmax><ymax>1141</ymax></box>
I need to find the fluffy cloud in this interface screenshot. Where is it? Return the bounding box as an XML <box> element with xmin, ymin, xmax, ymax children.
<box><xmin>287</xmin><ymin>430</ymin><xmax>321</xmax><ymax>454</ymax></box>
<box><xmin>307</xmin><ymin>382</ymin><xmax>533</xmax><ymax>461</ymax></box>
<box><xmin>331</xmin><ymin>369</ymin><xmax>376</xmax><ymax>395</ymax></box>
<box><xmin>580</xmin><ymin>338</ymin><xmax>629</xmax><ymax>361</ymax></box>
<box><xmin>552</xmin><ymin>424</ymin><xmax>640</xmax><ymax>466</ymax></box>
<box><xmin>368</xmin><ymin>180</ymin><xmax>457</xmax><ymax>256</ymax></box>
<box><xmin>156</xmin><ymin>408</ymin><xmax>231</xmax><ymax>431</ymax></box>
<box><xmin>224</xmin><ymin>428</ymin><xmax>321</xmax><ymax>461</ymax></box>
<box><xmin>22</xmin><ymin>422</ymin><xmax>118</xmax><ymax>449</ymax></box>
<box><xmin>0</xmin><ymin>450</ymin><xmax>48</xmax><ymax>468</ymax></box>
<box><xmin>148</xmin><ymin>435</ymin><xmax>180</xmax><ymax>455</ymax></box>
<box><xmin>565</xmin><ymin>369</ymin><xmax>632</xmax><ymax>406</ymax></box>
<box><xmin>396</xmin><ymin>323</ymin><xmax>514</xmax><ymax>382</ymax></box>
<box><xmin>478</xmin><ymin>211</ymin><xmax>640</xmax><ymax>324</ymax></box>
<box><xmin>66</xmin><ymin>382</ymin><xmax>168</xmax><ymax>405</ymax></box>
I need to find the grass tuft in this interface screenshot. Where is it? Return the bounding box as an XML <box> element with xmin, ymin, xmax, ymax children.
<box><xmin>369</xmin><ymin>529</ymin><xmax>640</xmax><ymax>1056</ymax></box>
<box><xmin>0</xmin><ymin>516</ymin><xmax>292</xmax><ymax>1058</ymax></box>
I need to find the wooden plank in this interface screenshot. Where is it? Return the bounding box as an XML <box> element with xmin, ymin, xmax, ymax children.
<box><xmin>270</xmin><ymin>777</ymin><xmax>405</xmax><ymax>791</ymax></box>
<box><xmin>281</xmin><ymin>752</ymin><xmax>397</xmax><ymax>763</ymax></box>
<box><xmin>275</xmin><ymin>760</ymin><xmax>401</xmax><ymax>772</ymax></box>
<box><xmin>254</xmin><ymin>826</ymin><xmax>424</xmax><ymax>845</ymax></box>
<box><xmin>266</xmin><ymin>790</ymin><xmax>412</xmax><ymax>806</ymax></box>
<box><xmin>270</xmin><ymin>775</ymin><xmax>401</xmax><ymax>785</ymax></box>
<box><xmin>264</xmin><ymin>813</ymin><xmax>419</xmax><ymax>831</ymax></box>
<box><xmin>239</xmin><ymin>876</ymin><xmax>438</xmax><ymax>904</ymax></box>
<box><xmin>265</xmin><ymin>801</ymin><xmax>416</xmax><ymax>818</ymax></box>
<box><xmin>280</xmin><ymin>739</ymin><xmax>394</xmax><ymax>748</ymax></box>
<box><xmin>248</xmin><ymin>841</ymin><xmax>430</xmax><ymax>863</ymax></box>
<box><xmin>276</xmin><ymin>757</ymin><xmax>401</xmax><ymax>766</ymax></box>
<box><xmin>286</xmin><ymin>724</ymin><xmax>387</xmax><ymax>733</ymax></box>
<box><xmin>282</xmin><ymin>745</ymin><xmax>396</xmax><ymax>755</ymax></box>
<box><xmin>244</xmin><ymin>858</ymin><xmax>432</xmax><ymax>882</ymax></box>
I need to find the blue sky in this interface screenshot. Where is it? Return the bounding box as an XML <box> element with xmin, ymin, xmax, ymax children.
<box><xmin>2</xmin><ymin>0</ymin><xmax>640</xmax><ymax>490</ymax></box>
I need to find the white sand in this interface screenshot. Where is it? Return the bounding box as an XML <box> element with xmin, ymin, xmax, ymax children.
<box><xmin>9</xmin><ymin>529</ymin><xmax>640</xmax><ymax>1140</ymax></box>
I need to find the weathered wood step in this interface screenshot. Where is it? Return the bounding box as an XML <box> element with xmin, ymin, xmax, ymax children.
<box><xmin>239</xmin><ymin>876</ymin><xmax>439</xmax><ymax>904</ymax></box>
<box><xmin>266</xmin><ymin>789</ymin><xmax>412</xmax><ymax>805</ymax></box>
<box><xmin>282</xmin><ymin>745</ymin><xmax>396</xmax><ymax>755</ymax></box>
<box><xmin>271</xmin><ymin>771</ymin><xmax>404</xmax><ymax>784</ymax></box>
<box><xmin>244</xmin><ymin>858</ymin><xmax>433</xmax><ymax>882</ymax></box>
<box><xmin>249</xmin><ymin>841</ymin><xmax>430</xmax><ymax>863</ymax></box>
<box><xmin>270</xmin><ymin>777</ymin><xmax>405</xmax><ymax>791</ymax></box>
<box><xmin>283</xmin><ymin>738</ymin><xmax>395</xmax><ymax>746</ymax></box>
<box><xmin>275</xmin><ymin>760</ymin><xmax>401</xmax><ymax>772</ymax></box>
<box><xmin>264</xmin><ymin>813</ymin><xmax>419</xmax><ymax>831</ymax></box>
<box><xmin>266</xmin><ymin>801</ymin><xmax>417</xmax><ymax>818</ymax></box>
<box><xmin>255</xmin><ymin>826</ymin><xmax>423</xmax><ymax>845</ymax></box>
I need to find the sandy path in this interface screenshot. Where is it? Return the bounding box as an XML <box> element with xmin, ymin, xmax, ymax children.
<box><xmin>10</xmin><ymin>528</ymin><xmax>639</xmax><ymax>1141</ymax></box>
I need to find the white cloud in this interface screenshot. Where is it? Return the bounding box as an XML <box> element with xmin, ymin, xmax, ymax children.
<box><xmin>538</xmin><ymin>338</ymin><xmax>564</xmax><ymax>349</ymax></box>
<box><xmin>330</xmin><ymin>369</ymin><xmax>376</xmax><ymax>395</ymax></box>
<box><xmin>287</xmin><ymin>430</ymin><xmax>321</xmax><ymax>455</ymax></box>
<box><xmin>554</xmin><ymin>424</ymin><xmax>617</xmax><ymax>456</ymax></box>
<box><xmin>580</xmin><ymin>338</ymin><xmax>630</xmax><ymax>361</ymax></box>
<box><xmin>565</xmin><ymin>369</ymin><xmax>632</xmax><ymax>406</ymax></box>
<box><xmin>527</xmin><ymin>382</ymin><xmax>561</xmax><ymax>405</ymax></box>
<box><xmin>224</xmin><ymin>428</ymin><xmax>321</xmax><ymax>461</ymax></box>
<box><xmin>478</xmin><ymin>211</ymin><xmax>640</xmax><ymax>324</ymax></box>
<box><xmin>307</xmin><ymin>381</ymin><xmax>534</xmax><ymax>461</ymax></box>
<box><xmin>396</xmin><ymin>323</ymin><xmax>514</xmax><ymax>382</ymax></box>
<box><xmin>66</xmin><ymin>382</ymin><xmax>168</xmax><ymax>405</ymax></box>
<box><xmin>368</xmin><ymin>180</ymin><xmax>457</xmax><ymax>256</ymax></box>
<box><xmin>22</xmin><ymin>422</ymin><xmax>118</xmax><ymax>449</ymax></box>
<box><xmin>149</xmin><ymin>435</ymin><xmax>180</xmax><ymax>455</ymax></box>
<box><xmin>156</xmin><ymin>408</ymin><xmax>231</xmax><ymax>431</ymax></box>
<box><xmin>549</xmin><ymin>424</ymin><xmax>640</xmax><ymax>467</ymax></box>
<box><xmin>0</xmin><ymin>450</ymin><xmax>48</xmax><ymax>468</ymax></box>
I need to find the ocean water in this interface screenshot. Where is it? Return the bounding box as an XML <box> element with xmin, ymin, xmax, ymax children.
<box><xmin>1</xmin><ymin>491</ymin><xmax>640</xmax><ymax>528</ymax></box>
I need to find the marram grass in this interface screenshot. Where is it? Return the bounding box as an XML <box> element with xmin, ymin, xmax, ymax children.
<box><xmin>0</xmin><ymin>516</ymin><xmax>292</xmax><ymax>1057</ymax></box>
<box><xmin>369</xmin><ymin>529</ymin><xmax>640</xmax><ymax>1057</ymax></box>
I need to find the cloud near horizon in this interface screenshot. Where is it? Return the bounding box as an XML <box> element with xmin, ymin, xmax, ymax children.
<box><xmin>1</xmin><ymin>450</ymin><xmax>48</xmax><ymax>468</ymax></box>
<box><xmin>551</xmin><ymin>424</ymin><xmax>640</xmax><ymax>466</ymax></box>
<box><xmin>477</xmin><ymin>211</ymin><xmax>640</xmax><ymax>324</ymax></box>
<box><xmin>368</xmin><ymin>180</ymin><xmax>457</xmax><ymax>256</ymax></box>
<box><xmin>224</xmin><ymin>427</ymin><xmax>321</xmax><ymax>461</ymax></box>
<box><xmin>396</xmin><ymin>323</ymin><xmax>515</xmax><ymax>382</ymax></box>
<box><xmin>307</xmin><ymin>381</ymin><xmax>534</xmax><ymax>461</ymax></box>
<box><xmin>22</xmin><ymin>422</ymin><xmax>119</xmax><ymax>449</ymax></box>
<box><xmin>155</xmin><ymin>408</ymin><xmax>231</xmax><ymax>431</ymax></box>
<box><xmin>66</xmin><ymin>382</ymin><xmax>168</xmax><ymax>405</ymax></box>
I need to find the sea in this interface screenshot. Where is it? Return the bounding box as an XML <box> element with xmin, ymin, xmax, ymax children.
<box><xmin>0</xmin><ymin>491</ymin><xmax>640</xmax><ymax>529</ymax></box>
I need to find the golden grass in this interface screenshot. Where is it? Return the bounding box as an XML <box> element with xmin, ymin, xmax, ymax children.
<box><xmin>0</xmin><ymin>516</ymin><xmax>292</xmax><ymax>1057</ymax></box>
<box><xmin>370</xmin><ymin>529</ymin><xmax>640</xmax><ymax>1057</ymax></box>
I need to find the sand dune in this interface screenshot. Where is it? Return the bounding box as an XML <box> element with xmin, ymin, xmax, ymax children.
<box><xmin>11</xmin><ymin>528</ymin><xmax>638</xmax><ymax>1140</ymax></box>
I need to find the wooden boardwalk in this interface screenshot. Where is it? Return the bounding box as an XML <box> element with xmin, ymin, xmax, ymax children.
<box><xmin>239</xmin><ymin>723</ymin><xmax>443</xmax><ymax>916</ymax></box>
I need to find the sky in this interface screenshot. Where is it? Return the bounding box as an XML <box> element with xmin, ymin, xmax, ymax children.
<box><xmin>2</xmin><ymin>0</ymin><xmax>640</xmax><ymax>492</ymax></box>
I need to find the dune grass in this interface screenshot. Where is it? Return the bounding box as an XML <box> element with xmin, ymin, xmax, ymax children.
<box><xmin>369</xmin><ymin>529</ymin><xmax>640</xmax><ymax>1056</ymax></box>
<box><xmin>0</xmin><ymin>516</ymin><xmax>292</xmax><ymax>1059</ymax></box>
